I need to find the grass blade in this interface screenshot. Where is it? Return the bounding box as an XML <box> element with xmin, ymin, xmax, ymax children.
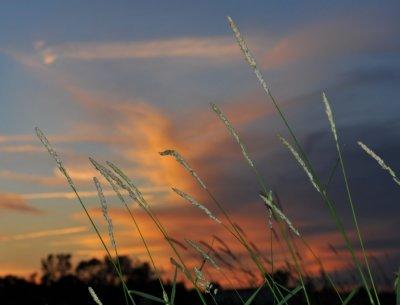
<box><xmin>170</xmin><ymin>266</ymin><xmax>178</xmax><ymax>305</ymax></box>
<box><xmin>277</xmin><ymin>286</ymin><xmax>302</xmax><ymax>305</ymax></box>
<box><xmin>35</xmin><ymin>127</ymin><xmax>136</xmax><ymax>305</ymax></box>
<box><xmin>323</xmin><ymin>93</ymin><xmax>380</xmax><ymax>305</ymax></box>
<box><xmin>342</xmin><ymin>287</ymin><xmax>360</xmax><ymax>305</ymax></box>
<box><xmin>129</xmin><ymin>290</ymin><xmax>165</xmax><ymax>304</ymax></box>
<box><xmin>159</xmin><ymin>150</ymin><xmax>206</xmax><ymax>189</ymax></box>
<box><xmin>244</xmin><ymin>280</ymin><xmax>266</xmax><ymax>305</ymax></box>
<box><xmin>211</xmin><ymin>102</ymin><xmax>256</xmax><ymax>170</ymax></box>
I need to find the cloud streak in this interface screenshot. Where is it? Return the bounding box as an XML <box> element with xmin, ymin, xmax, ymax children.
<box><xmin>36</xmin><ymin>36</ymin><xmax>244</xmax><ymax>65</ymax></box>
<box><xmin>0</xmin><ymin>144</ymin><xmax>44</xmax><ymax>153</ymax></box>
<box><xmin>0</xmin><ymin>193</ymin><xmax>41</xmax><ymax>214</ymax></box>
<box><xmin>260</xmin><ymin>14</ymin><xmax>400</xmax><ymax>69</ymax></box>
<box><xmin>20</xmin><ymin>185</ymin><xmax>169</xmax><ymax>201</ymax></box>
<box><xmin>0</xmin><ymin>226</ymin><xmax>88</xmax><ymax>242</ymax></box>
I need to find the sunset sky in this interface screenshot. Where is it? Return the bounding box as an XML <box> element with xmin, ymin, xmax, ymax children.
<box><xmin>1</xmin><ymin>1</ymin><xmax>400</xmax><ymax>286</ymax></box>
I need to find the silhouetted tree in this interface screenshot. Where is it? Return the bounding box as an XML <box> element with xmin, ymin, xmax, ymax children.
<box><xmin>41</xmin><ymin>253</ymin><xmax>72</xmax><ymax>285</ymax></box>
<box><xmin>272</xmin><ymin>269</ymin><xmax>291</xmax><ymax>287</ymax></box>
<box><xmin>75</xmin><ymin>258</ymin><xmax>103</xmax><ymax>284</ymax></box>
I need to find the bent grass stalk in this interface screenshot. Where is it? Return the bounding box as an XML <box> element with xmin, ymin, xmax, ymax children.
<box><xmin>35</xmin><ymin>127</ymin><xmax>136</xmax><ymax>305</ymax></box>
<box><xmin>358</xmin><ymin>141</ymin><xmax>400</xmax><ymax>187</ymax></box>
<box><xmin>172</xmin><ymin>188</ymin><xmax>221</xmax><ymax>224</ymax></box>
<box><xmin>323</xmin><ymin>93</ymin><xmax>380</xmax><ymax>305</ymax></box>
<box><xmin>211</xmin><ymin>103</ymin><xmax>310</xmax><ymax>305</ymax></box>
<box><xmin>199</xmin><ymin>240</ymin><xmax>246</xmax><ymax>304</ymax></box>
<box><xmin>227</xmin><ymin>16</ymin><xmax>376</xmax><ymax>305</ymax></box>
<box><xmin>280</xmin><ymin>128</ymin><xmax>376</xmax><ymax>305</ymax></box>
<box><xmin>186</xmin><ymin>239</ymin><xmax>220</xmax><ymax>270</ymax></box>
<box><xmin>160</xmin><ymin>149</ymin><xmax>288</xmax><ymax>304</ymax></box>
<box><xmin>93</xmin><ymin>177</ymin><xmax>116</xmax><ymax>249</ymax></box>
<box><xmin>259</xmin><ymin>194</ymin><xmax>300</xmax><ymax>237</ymax></box>
<box><xmin>93</xmin><ymin>177</ymin><xmax>129</xmax><ymax>305</ymax></box>
<box><xmin>93</xmin><ymin>160</ymin><xmax>210</xmax><ymax>305</ymax></box>
<box><xmin>159</xmin><ymin>150</ymin><xmax>206</xmax><ymax>189</ymax></box>
<box><xmin>92</xmin><ymin>168</ymin><xmax>168</xmax><ymax>302</ymax></box>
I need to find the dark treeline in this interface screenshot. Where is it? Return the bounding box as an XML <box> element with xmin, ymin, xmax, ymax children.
<box><xmin>0</xmin><ymin>253</ymin><xmax>395</xmax><ymax>305</ymax></box>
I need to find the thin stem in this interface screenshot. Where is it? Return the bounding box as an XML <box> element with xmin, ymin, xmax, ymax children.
<box><xmin>106</xmin><ymin>177</ymin><xmax>167</xmax><ymax>297</ymax></box>
<box><xmin>227</xmin><ymin>16</ymin><xmax>376</xmax><ymax>304</ymax></box>
<box><xmin>324</xmin><ymin>94</ymin><xmax>380</xmax><ymax>305</ymax></box>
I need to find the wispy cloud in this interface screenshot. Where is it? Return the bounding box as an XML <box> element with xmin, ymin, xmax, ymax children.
<box><xmin>0</xmin><ymin>226</ymin><xmax>88</xmax><ymax>242</ymax></box>
<box><xmin>0</xmin><ymin>144</ymin><xmax>44</xmax><ymax>153</ymax></box>
<box><xmin>0</xmin><ymin>132</ymin><xmax>133</xmax><ymax>145</ymax></box>
<box><xmin>0</xmin><ymin>170</ymin><xmax>61</xmax><ymax>186</ymax></box>
<box><xmin>0</xmin><ymin>193</ymin><xmax>41</xmax><ymax>214</ymax></box>
<box><xmin>0</xmin><ymin>167</ymin><xmax>107</xmax><ymax>187</ymax></box>
<box><xmin>0</xmin><ymin>135</ymin><xmax>35</xmax><ymax>143</ymax></box>
<box><xmin>20</xmin><ymin>185</ymin><xmax>169</xmax><ymax>201</ymax></box>
<box><xmin>260</xmin><ymin>14</ymin><xmax>400</xmax><ymax>69</ymax></box>
<box><xmin>34</xmin><ymin>36</ymin><xmax>245</xmax><ymax>65</ymax></box>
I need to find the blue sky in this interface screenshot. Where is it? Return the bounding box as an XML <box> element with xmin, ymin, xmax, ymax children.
<box><xmin>0</xmin><ymin>1</ymin><xmax>399</xmax><ymax>286</ymax></box>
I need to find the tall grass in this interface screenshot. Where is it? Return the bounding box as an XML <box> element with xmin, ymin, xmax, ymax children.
<box><xmin>34</xmin><ymin>16</ymin><xmax>397</xmax><ymax>305</ymax></box>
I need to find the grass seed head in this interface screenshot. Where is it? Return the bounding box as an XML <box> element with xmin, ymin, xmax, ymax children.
<box><xmin>172</xmin><ymin>188</ymin><xmax>221</xmax><ymax>224</ymax></box>
<box><xmin>88</xmin><ymin>287</ymin><xmax>103</xmax><ymax>305</ymax></box>
<box><xmin>279</xmin><ymin>136</ymin><xmax>321</xmax><ymax>193</ymax></box>
<box><xmin>194</xmin><ymin>267</ymin><xmax>213</xmax><ymax>293</ymax></box>
<box><xmin>260</xmin><ymin>193</ymin><xmax>300</xmax><ymax>237</ymax></box>
<box><xmin>160</xmin><ymin>150</ymin><xmax>206</xmax><ymax>189</ymax></box>
<box><xmin>322</xmin><ymin>92</ymin><xmax>338</xmax><ymax>142</ymax></box>
<box><xmin>227</xmin><ymin>16</ymin><xmax>270</xmax><ymax>95</ymax></box>
<box><xmin>35</xmin><ymin>127</ymin><xmax>76</xmax><ymax>189</ymax></box>
<box><xmin>186</xmin><ymin>239</ymin><xmax>220</xmax><ymax>269</ymax></box>
<box><xmin>93</xmin><ymin>177</ymin><xmax>116</xmax><ymax>249</ymax></box>
<box><xmin>211</xmin><ymin>103</ymin><xmax>255</xmax><ymax>169</ymax></box>
<box><xmin>358</xmin><ymin>141</ymin><xmax>400</xmax><ymax>186</ymax></box>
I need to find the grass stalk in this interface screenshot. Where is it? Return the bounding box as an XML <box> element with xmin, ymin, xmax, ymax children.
<box><xmin>95</xmin><ymin>169</ymin><xmax>168</xmax><ymax>301</ymax></box>
<box><xmin>226</xmin><ymin>16</ymin><xmax>376</xmax><ymax>305</ymax></box>
<box><xmin>35</xmin><ymin>127</ymin><xmax>136</xmax><ymax>305</ymax></box>
<box><xmin>322</xmin><ymin>92</ymin><xmax>380</xmax><ymax>305</ymax></box>
<box><xmin>211</xmin><ymin>102</ymin><xmax>311</xmax><ymax>304</ymax></box>
<box><xmin>93</xmin><ymin>177</ymin><xmax>129</xmax><ymax>305</ymax></box>
<box><xmin>92</xmin><ymin>160</ymin><xmax>210</xmax><ymax>305</ymax></box>
<box><xmin>160</xmin><ymin>150</ymin><xmax>289</xmax><ymax>303</ymax></box>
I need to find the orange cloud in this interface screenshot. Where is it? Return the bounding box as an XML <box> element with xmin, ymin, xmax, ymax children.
<box><xmin>0</xmin><ymin>134</ymin><xmax>35</xmax><ymax>143</ymax></box>
<box><xmin>62</xmin><ymin>85</ymin><xmax>204</xmax><ymax>198</ymax></box>
<box><xmin>0</xmin><ymin>145</ymin><xmax>43</xmax><ymax>153</ymax></box>
<box><xmin>0</xmin><ymin>193</ymin><xmax>41</xmax><ymax>214</ymax></box>
<box><xmin>0</xmin><ymin>226</ymin><xmax>88</xmax><ymax>242</ymax></box>
<box><xmin>0</xmin><ymin>170</ymin><xmax>62</xmax><ymax>186</ymax></box>
<box><xmin>20</xmin><ymin>186</ymin><xmax>168</xmax><ymax>201</ymax></box>
<box><xmin>0</xmin><ymin>166</ymin><xmax>109</xmax><ymax>188</ymax></box>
